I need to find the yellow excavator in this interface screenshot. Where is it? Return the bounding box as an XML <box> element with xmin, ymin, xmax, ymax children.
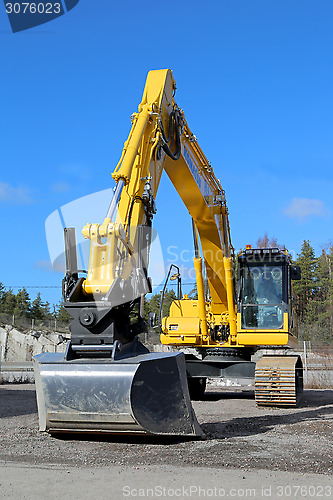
<box><xmin>33</xmin><ymin>69</ymin><xmax>303</xmax><ymax>437</ymax></box>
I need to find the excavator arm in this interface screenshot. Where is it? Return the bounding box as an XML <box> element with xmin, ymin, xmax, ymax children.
<box><xmin>62</xmin><ymin>69</ymin><xmax>237</xmax><ymax>350</ymax></box>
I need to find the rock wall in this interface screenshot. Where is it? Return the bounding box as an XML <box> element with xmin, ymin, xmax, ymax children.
<box><xmin>0</xmin><ymin>325</ymin><xmax>66</xmax><ymax>362</ymax></box>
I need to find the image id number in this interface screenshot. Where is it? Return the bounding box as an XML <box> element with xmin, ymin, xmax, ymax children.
<box><xmin>5</xmin><ymin>3</ymin><xmax>61</xmax><ymax>14</ymax></box>
<box><xmin>277</xmin><ymin>485</ymin><xmax>332</xmax><ymax>497</ymax></box>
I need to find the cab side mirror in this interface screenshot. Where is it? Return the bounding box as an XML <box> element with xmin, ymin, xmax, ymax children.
<box><xmin>148</xmin><ymin>312</ymin><xmax>157</xmax><ymax>328</ymax></box>
<box><xmin>291</xmin><ymin>265</ymin><xmax>301</xmax><ymax>280</ymax></box>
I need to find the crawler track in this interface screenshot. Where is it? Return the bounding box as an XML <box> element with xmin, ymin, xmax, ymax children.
<box><xmin>255</xmin><ymin>355</ymin><xmax>303</xmax><ymax>407</ymax></box>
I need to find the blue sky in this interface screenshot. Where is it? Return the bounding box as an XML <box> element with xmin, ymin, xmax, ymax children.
<box><xmin>0</xmin><ymin>0</ymin><xmax>332</xmax><ymax>306</ymax></box>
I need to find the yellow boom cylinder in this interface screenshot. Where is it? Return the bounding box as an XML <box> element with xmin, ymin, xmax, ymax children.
<box><xmin>112</xmin><ymin>104</ymin><xmax>150</xmax><ymax>183</ymax></box>
<box><xmin>193</xmin><ymin>257</ymin><xmax>208</xmax><ymax>338</ymax></box>
<box><xmin>223</xmin><ymin>257</ymin><xmax>237</xmax><ymax>337</ymax></box>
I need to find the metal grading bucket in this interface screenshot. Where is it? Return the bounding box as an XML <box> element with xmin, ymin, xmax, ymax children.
<box><xmin>33</xmin><ymin>349</ymin><xmax>204</xmax><ymax>438</ymax></box>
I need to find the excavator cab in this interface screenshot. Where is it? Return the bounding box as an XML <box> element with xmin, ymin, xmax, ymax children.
<box><xmin>237</xmin><ymin>248</ymin><xmax>303</xmax><ymax>407</ymax></box>
<box><xmin>237</xmin><ymin>248</ymin><xmax>300</xmax><ymax>335</ymax></box>
<box><xmin>238</xmin><ymin>248</ymin><xmax>286</xmax><ymax>330</ymax></box>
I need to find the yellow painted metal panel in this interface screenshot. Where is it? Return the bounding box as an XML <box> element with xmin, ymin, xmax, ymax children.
<box><xmin>237</xmin><ymin>333</ymin><xmax>297</xmax><ymax>347</ymax></box>
<box><xmin>164</xmin><ymin>316</ymin><xmax>200</xmax><ymax>334</ymax></box>
<box><xmin>160</xmin><ymin>334</ymin><xmax>200</xmax><ymax>345</ymax></box>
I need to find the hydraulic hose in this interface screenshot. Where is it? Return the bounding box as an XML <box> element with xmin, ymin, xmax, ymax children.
<box><xmin>160</xmin><ymin>108</ymin><xmax>182</xmax><ymax>161</ymax></box>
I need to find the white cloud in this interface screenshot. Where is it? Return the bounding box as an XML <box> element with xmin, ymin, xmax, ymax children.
<box><xmin>0</xmin><ymin>182</ymin><xmax>33</xmax><ymax>204</ymax></box>
<box><xmin>284</xmin><ymin>198</ymin><xmax>330</xmax><ymax>220</ymax></box>
<box><xmin>52</xmin><ymin>182</ymin><xmax>71</xmax><ymax>193</ymax></box>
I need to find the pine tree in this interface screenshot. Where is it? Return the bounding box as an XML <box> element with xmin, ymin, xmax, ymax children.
<box><xmin>327</xmin><ymin>245</ymin><xmax>333</xmax><ymax>336</ymax></box>
<box><xmin>293</xmin><ymin>240</ymin><xmax>317</xmax><ymax>323</ymax></box>
<box><xmin>55</xmin><ymin>301</ymin><xmax>71</xmax><ymax>324</ymax></box>
<box><xmin>314</xmin><ymin>244</ymin><xmax>333</xmax><ymax>339</ymax></box>
<box><xmin>2</xmin><ymin>288</ymin><xmax>16</xmax><ymax>316</ymax></box>
<box><xmin>146</xmin><ymin>292</ymin><xmax>161</xmax><ymax>319</ymax></box>
<box><xmin>13</xmin><ymin>287</ymin><xmax>31</xmax><ymax>319</ymax></box>
<box><xmin>146</xmin><ymin>289</ymin><xmax>177</xmax><ymax>321</ymax></box>
<box><xmin>43</xmin><ymin>301</ymin><xmax>52</xmax><ymax>320</ymax></box>
<box><xmin>30</xmin><ymin>292</ymin><xmax>48</xmax><ymax>321</ymax></box>
<box><xmin>0</xmin><ymin>282</ymin><xmax>7</xmax><ymax>314</ymax></box>
<box><xmin>162</xmin><ymin>289</ymin><xmax>177</xmax><ymax>317</ymax></box>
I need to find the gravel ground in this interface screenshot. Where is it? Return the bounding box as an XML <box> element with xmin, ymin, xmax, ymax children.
<box><xmin>0</xmin><ymin>384</ymin><xmax>332</xmax><ymax>498</ymax></box>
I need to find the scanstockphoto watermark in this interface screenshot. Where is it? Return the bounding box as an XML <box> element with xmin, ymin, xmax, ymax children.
<box><xmin>123</xmin><ymin>485</ymin><xmax>257</xmax><ymax>498</ymax></box>
<box><xmin>123</xmin><ymin>484</ymin><xmax>333</xmax><ymax>498</ymax></box>
<box><xmin>167</xmin><ymin>245</ymin><xmax>298</xmax><ymax>264</ymax></box>
<box><xmin>166</xmin><ymin>245</ymin><xmax>288</xmax><ymax>282</ymax></box>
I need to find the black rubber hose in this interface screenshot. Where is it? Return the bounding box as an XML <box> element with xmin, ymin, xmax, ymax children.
<box><xmin>160</xmin><ymin>110</ymin><xmax>174</xmax><ymax>144</ymax></box>
<box><xmin>127</xmin><ymin>196</ymin><xmax>145</xmax><ymax>240</ymax></box>
<box><xmin>160</xmin><ymin>108</ymin><xmax>182</xmax><ymax>161</ymax></box>
<box><xmin>162</xmin><ymin>114</ymin><xmax>181</xmax><ymax>160</ymax></box>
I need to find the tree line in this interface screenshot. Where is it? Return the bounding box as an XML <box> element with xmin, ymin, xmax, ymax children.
<box><xmin>0</xmin><ymin>284</ymin><xmax>178</xmax><ymax>328</ymax></box>
<box><xmin>0</xmin><ymin>286</ymin><xmax>70</xmax><ymax>324</ymax></box>
<box><xmin>0</xmin><ymin>238</ymin><xmax>332</xmax><ymax>343</ymax></box>
<box><xmin>292</xmin><ymin>240</ymin><xmax>333</xmax><ymax>343</ymax></box>
<box><xmin>256</xmin><ymin>235</ymin><xmax>333</xmax><ymax>343</ymax></box>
